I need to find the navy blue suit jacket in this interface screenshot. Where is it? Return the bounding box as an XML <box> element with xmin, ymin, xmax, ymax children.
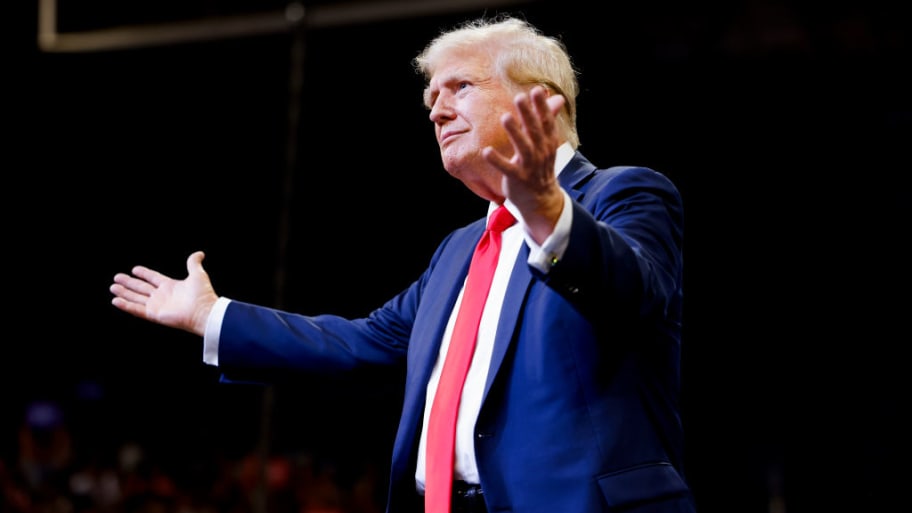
<box><xmin>217</xmin><ymin>152</ymin><xmax>695</xmax><ymax>512</ymax></box>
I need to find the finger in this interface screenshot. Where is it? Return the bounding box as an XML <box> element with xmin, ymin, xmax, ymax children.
<box><xmin>546</xmin><ymin>93</ymin><xmax>566</xmax><ymax>116</ymax></box>
<box><xmin>111</xmin><ymin>296</ymin><xmax>149</xmax><ymax>318</ymax></box>
<box><xmin>109</xmin><ymin>283</ymin><xmax>149</xmax><ymax>305</ymax></box>
<box><xmin>515</xmin><ymin>87</ymin><xmax>559</xmax><ymax>158</ymax></box>
<box><xmin>530</xmin><ymin>87</ymin><xmax>556</xmax><ymax>134</ymax></box>
<box><xmin>113</xmin><ymin>272</ymin><xmax>156</xmax><ymax>296</ymax></box>
<box><xmin>482</xmin><ymin>145</ymin><xmax>513</xmax><ymax>173</ymax></box>
<box><xmin>529</xmin><ymin>86</ymin><xmax>554</xmax><ymax>122</ymax></box>
<box><xmin>500</xmin><ymin>110</ymin><xmax>526</xmax><ymax>151</ymax></box>
<box><xmin>515</xmin><ymin>90</ymin><xmax>543</xmax><ymax>139</ymax></box>
<box><xmin>131</xmin><ymin>265</ymin><xmax>169</xmax><ymax>287</ymax></box>
<box><xmin>507</xmin><ymin>93</ymin><xmax>537</xmax><ymax>145</ymax></box>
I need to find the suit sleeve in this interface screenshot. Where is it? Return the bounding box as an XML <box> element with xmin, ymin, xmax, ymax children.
<box><xmin>537</xmin><ymin>166</ymin><xmax>684</xmax><ymax>324</ymax></box>
<box><xmin>213</xmin><ymin>230</ymin><xmax>461</xmax><ymax>384</ymax></box>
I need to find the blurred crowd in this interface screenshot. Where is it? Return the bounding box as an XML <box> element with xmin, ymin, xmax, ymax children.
<box><xmin>1</xmin><ymin>388</ymin><xmax>384</xmax><ymax>513</ymax></box>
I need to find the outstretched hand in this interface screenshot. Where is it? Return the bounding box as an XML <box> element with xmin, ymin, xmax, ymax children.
<box><xmin>110</xmin><ymin>251</ymin><xmax>219</xmax><ymax>337</ymax></box>
<box><xmin>483</xmin><ymin>85</ymin><xmax>567</xmax><ymax>244</ymax></box>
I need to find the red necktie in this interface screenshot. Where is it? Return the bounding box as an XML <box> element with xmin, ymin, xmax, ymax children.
<box><xmin>425</xmin><ymin>204</ymin><xmax>516</xmax><ymax>513</ymax></box>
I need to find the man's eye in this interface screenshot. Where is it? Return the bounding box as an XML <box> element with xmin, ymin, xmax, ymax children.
<box><xmin>457</xmin><ymin>82</ymin><xmax>470</xmax><ymax>90</ymax></box>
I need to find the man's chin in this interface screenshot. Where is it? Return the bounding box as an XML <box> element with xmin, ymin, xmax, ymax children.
<box><xmin>440</xmin><ymin>152</ymin><xmax>465</xmax><ymax>174</ymax></box>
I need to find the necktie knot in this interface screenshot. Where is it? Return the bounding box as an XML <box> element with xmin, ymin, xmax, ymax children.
<box><xmin>488</xmin><ymin>205</ymin><xmax>516</xmax><ymax>233</ymax></box>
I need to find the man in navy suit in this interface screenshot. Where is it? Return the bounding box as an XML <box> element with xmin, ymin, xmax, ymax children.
<box><xmin>111</xmin><ymin>15</ymin><xmax>695</xmax><ymax>513</ymax></box>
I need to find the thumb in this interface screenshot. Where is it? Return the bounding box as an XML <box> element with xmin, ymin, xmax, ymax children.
<box><xmin>187</xmin><ymin>250</ymin><xmax>206</xmax><ymax>276</ymax></box>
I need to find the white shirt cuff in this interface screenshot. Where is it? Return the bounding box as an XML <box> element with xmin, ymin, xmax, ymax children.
<box><xmin>525</xmin><ymin>188</ymin><xmax>573</xmax><ymax>273</ymax></box>
<box><xmin>202</xmin><ymin>296</ymin><xmax>231</xmax><ymax>366</ymax></box>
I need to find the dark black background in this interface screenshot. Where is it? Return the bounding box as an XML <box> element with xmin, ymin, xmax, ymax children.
<box><xmin>7</xmin><ymin>1</ymin><xmax>910</xmax><ymax>512</ymax></box>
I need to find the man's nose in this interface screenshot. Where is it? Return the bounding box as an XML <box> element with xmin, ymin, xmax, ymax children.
<box><xmin>429</xmin><ymin>94</ymin><xmax>453</xmax><ymax>123</ymax></box>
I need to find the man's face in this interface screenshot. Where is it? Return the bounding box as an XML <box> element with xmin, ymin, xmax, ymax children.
<box><xmin>425</xmin><ymin>50</ymin><xmax>517</xmax><ymax>200</ymax></box>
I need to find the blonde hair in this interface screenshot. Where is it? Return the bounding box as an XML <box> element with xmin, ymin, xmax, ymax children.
<box><xmin>414</xmin><ymin>15</ymin><xmax>580</xmax><ymax>149</ymax></box>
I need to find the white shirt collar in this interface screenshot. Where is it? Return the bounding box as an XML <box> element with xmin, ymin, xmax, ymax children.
<box><xmin>554</xmin><ymin>141</ymin><xmax>574</xmax><ymax>178</ymax></box>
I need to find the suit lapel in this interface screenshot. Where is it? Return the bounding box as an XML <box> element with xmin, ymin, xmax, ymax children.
<box><xmin>410</xmin><ymin>220</ymin><xmax>484</xmax><ymax>390</ymax></box>
<box><xmin>559</xmin><ymin>151</ymin><xmax>598</xmax><ymax>202</ymax></box>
